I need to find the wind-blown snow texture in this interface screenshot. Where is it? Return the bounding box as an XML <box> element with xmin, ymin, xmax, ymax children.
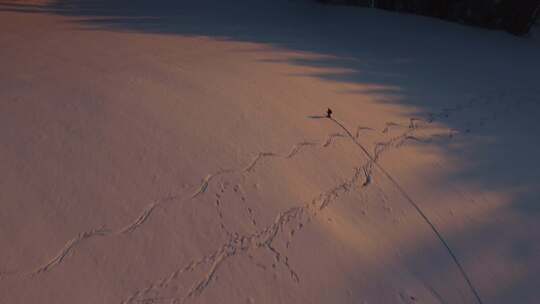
<box><xmin>1</xmin><ymin>0</ymin><xmax>539</xmax><ymax>303</ymax></box>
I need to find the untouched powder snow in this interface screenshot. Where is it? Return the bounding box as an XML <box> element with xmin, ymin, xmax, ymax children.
<box><xmin>1</xmin><ymin>0</ymin><xmax>539</xmax><ymax>303</ymax></box>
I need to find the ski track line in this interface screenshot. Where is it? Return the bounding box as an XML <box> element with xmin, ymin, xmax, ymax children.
<box><xmin>11</xmin><ymin>132</ymin><xmax>352</xmax><ymax>278</ymax></box>
<box><xmin>329</xmin><ymin>116</ymin><xmax>484</xmax><ymax>304</ymax></box>
<box><xmin>322</xmin><ymin>132</ymin><xmax>347</xmax><ymax>147</ymax></box>
<box><xmin>195</xmin><ymin>132</ymin><xmax>347</xmax><ymax>197</ymax></box>
<box><xmin>286</xmin><ymin>141</ymin><xmax>318</xmax><ymax>159</ymax></box>
<box><xmin>355</xmin><ymin>125</ymin><xmax>374</xmax><ymax>138</ymax></box>
<box><xmin>23</xmin><ymin>194</ymin><xmax>186</xmax><ymax>277</ymax></box>
<box><xmin>26</xmin><ymin>108</ymin><xmax>435</xmax><ymax>288</ymax></box>
<box><xmin>13</xmin><ymin>91</ymin><xmax>531</xmax><ymax>295</ymax></box>
<box><xmin>118</xmin><ymin>194</ymin><xmax>181</xmax><ymax>234</ymax></box>
<box><xmin>123</xmin><ymin>125</ymin><xmax>428</xmax><ymax>304</ymax></box>
<box><xmin>192</xmin><ymin>170</ymin><xmax>235</xmax><ymax>198</ymax></box>
<box><xmin>243</xmin><ymin>152</ymin><xmax>279</xmax><ymax>173</ymax></box>
<box><xmin>244</xmin><ymin>132</ymin><xmax>348</xmax><ymax>173</ymax></box>
<box><xmin>119</xmin><ymin>202</ymin><xmax>161</xmax><ymax>234</ymax></box>
<box><xmin>382</xmin><ymin>121</ymin><xmax>403</xmax><ymax>133</ymax></box>
<box><xmin>167</xmin><ymin>92</ymin><xmax>535</xmax><ymax>303</ymax></box>
<box><xmin>33</xmin><ymin>228</ymin><xmax>111</xmax><ymax>275</ymax></box>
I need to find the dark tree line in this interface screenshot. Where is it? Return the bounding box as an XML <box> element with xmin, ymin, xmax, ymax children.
<box><xmin>318</xmin><ymin>0</ymin><xmax>540</xmax><ymax>35</ymax></box>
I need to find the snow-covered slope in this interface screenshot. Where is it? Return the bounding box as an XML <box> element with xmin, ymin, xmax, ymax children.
<box><xmin>1</xmin><ymin>1</ymin><xmax>539</xmax><ymax>303</ymax></box>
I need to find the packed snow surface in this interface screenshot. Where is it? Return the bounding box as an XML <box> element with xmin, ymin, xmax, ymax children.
<box><xmin>1</xmin><ymin>0</ymin><xmax>539</xmax><ymax>303</ymax></box>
